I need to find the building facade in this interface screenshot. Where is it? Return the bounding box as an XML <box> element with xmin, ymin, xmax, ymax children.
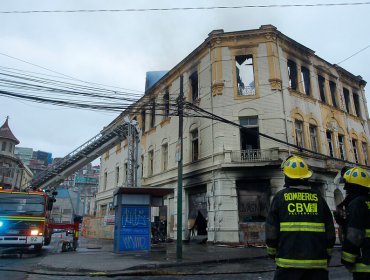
<box><xmin>95</xmin><ymin>25</ymin><xmax>369</xmax><ymax>243</ymax></box>
<box><xmin>0</xmin><ymin>117</ymin><xmax>33</xmax><ymax>190</ymax></box>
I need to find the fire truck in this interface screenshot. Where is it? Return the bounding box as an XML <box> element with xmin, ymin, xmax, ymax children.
<box><xmin>0</xmin><ymin>189</ymin><xmax>55</xmax><ymax>251</ymax></box>
<box><xmin>0</xmin><ymin>188</ymin><xmax>82</xmax><ymax>252</ymax></box>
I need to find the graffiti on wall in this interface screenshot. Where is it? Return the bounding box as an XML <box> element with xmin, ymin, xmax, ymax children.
<box><xmin>120</xmin><ymin>207</ymin><xmax>150</xmax><ymax>251</ymax></box>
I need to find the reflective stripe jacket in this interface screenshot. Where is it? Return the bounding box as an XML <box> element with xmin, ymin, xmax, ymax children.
<box><xmin>341</xmin><ymin>194</ymin><xmax>370</xmax><ymax>273</ymax></box>
<box><xmin>265</xmin><ymin>186</ymin><xmax>336</xmax><ymax>269</ymax></box>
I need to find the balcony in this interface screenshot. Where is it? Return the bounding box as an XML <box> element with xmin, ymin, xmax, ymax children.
<box><xmin>230</xmin><ymin>148</ymin><xmax>280</xmax><ymax>163</ymax></box>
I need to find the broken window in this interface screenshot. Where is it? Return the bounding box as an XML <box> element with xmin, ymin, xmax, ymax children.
<box><xmin>362</xmin><ymin>142</ymin><xmax>368</xmax><ymax>165</ymax></box>
<box><xmin>318</xmin><ymin>75</ymin><xmax>326</xmax><ymax>103</ymax></box>
<box><xmin>287</xmin><ymin>60</ymin><xmax>298</xmax><ymax>90</ymax></box>
<box><xmin>353</xmin><ymin>92</ymin><xmax>361</xmax><ymax>117</ymax></box>
<box><xmin>343</xmin><ymin>87</ymin><xmax>351</xmax><ymax>113</ymax></box>
<box><xmin>295</xmin><ymin>120</ymin><xmax>304</xmax><ymax>148</ymax></box>
<box><xmin>235</xmin><ymin>55</ymin><xmax>256</xmax><ymax>96</ymax></box>
<box><xmin>352</xmin><ymin>139</ymin><xmax>359</xmax><ymax>163</ymax></box>
<box><xmin>189</xmin><ymin>71</ymin><xmax>199</xmax><ymax>101</ymax></box>
<box><xmin>309</xmin><ymin>125</ymin><xmax>318</xmax><ymax>152</ymax></box>
<box><xmin>240</xmin><ymin>116</ymin><xmax>259</xmax><ymax>152</ymax></box>
<box><xmin>301</xmin><ymin>66</ymin><xmax>311</xmax><ymax>96</ymax></box>
<box><xmin>141</xmin><ymin>110</ymin><xmax>146</xmax><ymax>134</ymax></box>
<box><xmin>191</xmin><ymin>129</ymin><xmax>199</xmax><ymax>161</ymax></box>
<box><xmin>150</xmin><ymin>100</ymin><xmax>156</xmax><ymax>128</ymax></box>
<box><xmin>329</xmin><ymin>81</ymin><xmax>337</xmax><ymax>107</ymax></box>
<box><xmin>163</xmin><ymin>90</ymin><xmax>170</xmax><ymax>118</ymax></box>
<box><xmin>162</xmin><ymin>143</ymin><xmax>168</xmax><ymax>171</ymax></box>
<box><xmin>148</xmin><ymin>150</ymin><xmax>154</xmax><ymax>176</ymax></box>
<box><xmin>327</xmin><ymin>131</ymin><xmax>334</xmax><ymax>157</ymax></box>
<box><xmin>338</xmin><ymin>134</ymin><xmax>346</xmax><ymax>160</ymax></box>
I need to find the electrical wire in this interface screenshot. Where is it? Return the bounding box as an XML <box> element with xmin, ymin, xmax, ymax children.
<box><xmin>1</xmin><ymin>2</ymin><xmax>369</xmax><ymax>14</ymax></box>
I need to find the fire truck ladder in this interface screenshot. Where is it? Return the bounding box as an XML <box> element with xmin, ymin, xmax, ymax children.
<box><xmin>30</xmin><ymin>121</ymin><xmax>139</xmax><ymax>190</ymax></box>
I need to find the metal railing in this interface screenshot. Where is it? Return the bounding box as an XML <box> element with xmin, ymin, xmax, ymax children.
<box><xmin>231</xmin><ymin>149</ymin><xmax>277</xmax><ymax>162</ymax></box>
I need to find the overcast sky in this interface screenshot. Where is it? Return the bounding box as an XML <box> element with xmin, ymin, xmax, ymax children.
<box><xmin>1</xmin><ymin>0</ymin><xmax>369</xmax><ymax>161</ymax></box>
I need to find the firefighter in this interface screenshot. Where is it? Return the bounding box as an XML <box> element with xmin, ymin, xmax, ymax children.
<box><xmin>337</xmin><ymin>166</ymin><xmax>370</xmax><ymax>279</ymax></box>
<box><xmin>266</xmin><ymin>155</ymin><xmax>335</xmax><ymax>280</ymax></box>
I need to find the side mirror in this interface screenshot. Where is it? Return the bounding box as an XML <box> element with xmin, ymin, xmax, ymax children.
<box><xmin>52</xmin><ymin>191</ymin><xmax>58</xmax><ymax>196</ymax></box>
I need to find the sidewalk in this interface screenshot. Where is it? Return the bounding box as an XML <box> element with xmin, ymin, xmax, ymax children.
<box><xmin>36</xmin><ymin>237</ymin><xmax>271</xmax><ymax>274</ymax></box>
<box><xmin>35</xmin><ymin>236</ymin><xmax>344</xmax><ymax>276</ymax></box>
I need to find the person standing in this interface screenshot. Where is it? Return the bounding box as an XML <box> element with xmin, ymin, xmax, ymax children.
<box><xmin>266</xmin><ymin>155</ymin><xmax>335</xmax><ymax>280</ymax></box>
<box><xmin>338</xmin><ymin>166</ymin><xmax>370</xmax><ymax>279</ymax></box>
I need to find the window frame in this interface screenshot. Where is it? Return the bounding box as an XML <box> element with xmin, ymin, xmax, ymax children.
<box><xmin>163</xmin><ymin>90</ymin><xmax>170</xmax><ymax>119</ymax></box>
<box><xmin>287</xmin><ymin>59</ymin><xmax>298</xmax><ymax>91</ymax></box>
<box><xmin>352</xmin><ymin>139</ymin><xmax>359</xmax><ymax>163</ymax></box>
<box><xmin>309</xmin><ymin>124</ymin><xmax>318</xmax><ymax>152</ymax></box>
<box><xmin>318</xmin><ymin>75</ymin><xmax>326</xmax><ymax>103</ymax></box>
<box><xmin>150</xmin><ymin>99</ymin><xmax>156</xmax><ymax>128</ymax></box>
<box><xmin>295</xmin><ymin>120</ymin><xmax>304</xmax><ymax>148</ymax></box>
<box><xmin>326</xmin><ymin>131</ymin><xmax>334</xmax><ymax>157</ymax></box>
<box><xmin>300</xmin><ymin>65</ymin><xmax>311</xmax><ymax>96</ymax></box>
<box><xmin>362</xmin><ymin>142</ymin><xmax>368</xmax><ymax>165</ymax></box>
<box><xmin>189</xmin><ymin>70</ymin><xmax>199</xmax><ymax>102</ymax></box>
<box><xmin>191</xmin><ymin>129</ymin><xmax>199</xmax><ymax>162</ymax></box>
<box><xmin>329</xmin><ymin>80</ymin><xmax>337</xmax><ymax>107</ymax></box>
<box><xmin>353</xmin><ymin>92</ymin><xmax>362</xmax><ymax>118</ymax></box>
<box><xmin>338</xmin><ymin>134</ymin><xmax>346</xmax><ymax>160</ymax></box>
<box><xmin>343</xmin><ymin>87</ymin><xmax>351</xmax><ymax>113</ymax></box>
<box><xmin>235</xmin><ymin>54</ymin><xmax>256</xmax><ymax>96</ymax></box>
<box><xmin>148</xmin><ymin>150</ymin><xmax>154</xmax><ymax>176</ymax></box>
<box><xmin>162</xmin><ymin>143</ymin><xmax>168</xmax><ymax>171</ymax></box>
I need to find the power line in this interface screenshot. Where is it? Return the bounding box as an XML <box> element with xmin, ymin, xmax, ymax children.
<box><xmin>336</xmin><ymin>44</ymin><xmax>370</xmax><ymax>65</ymax></box>
<box><xmin>0</xmin><ymin>52</ymin><xmax>144</xmax><ymax>95</ymax></box>
<box><xmin>1</xmin><ymin>2</ymin><xmax>369</xmax><ymax>14</ymax></box>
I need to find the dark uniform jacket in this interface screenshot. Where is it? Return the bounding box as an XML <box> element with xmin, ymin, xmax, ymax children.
<box><xmin>341</xmin><ymin>194</ymin><xmax>370</xmax><ymax>273</ymax></box>
<box><xmin>266</xmin><ymin>186</ymin><xmax>336</xmax><ymax>269</ymax></box>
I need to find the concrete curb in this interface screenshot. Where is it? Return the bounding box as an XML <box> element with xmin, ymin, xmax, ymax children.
<box><xmin>33</xmin><ymin>254</ymin><xmax>270</xmax><ymax>275</ymax></box>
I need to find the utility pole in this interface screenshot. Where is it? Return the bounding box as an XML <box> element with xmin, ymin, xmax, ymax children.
<box><xmin>176</xmin><ymin>75</ymin><xmax>184</xmax><ymax>259</ymax></box>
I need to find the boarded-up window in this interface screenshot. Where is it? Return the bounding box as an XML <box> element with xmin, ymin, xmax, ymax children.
<box><xmin>237</xmin><ymin>180</ymin><xmax>270</xmax><ymax>223</ymax></box>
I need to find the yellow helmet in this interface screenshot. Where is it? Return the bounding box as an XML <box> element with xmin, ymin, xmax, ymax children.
<box><xmin>283</xmin><ymin>156</ymin><xmax>313</xmax><ymax>179</ymax></box>
<box><xmin>343</xmin><ymin>167</ymin><xmax>370</xmax><ymax>188</ymax></box>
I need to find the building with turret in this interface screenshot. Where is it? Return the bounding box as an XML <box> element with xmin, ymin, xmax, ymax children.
<box><xmin>0</xmin><ymin>117</ymin><xmax>32</xmax><ymax>190</ymax></box>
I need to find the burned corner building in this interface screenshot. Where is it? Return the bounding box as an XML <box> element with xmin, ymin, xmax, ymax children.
<box><xmin>95</xmin><ymin>25</ymin><xmax>369</xmax><ymax>244</ymax></box>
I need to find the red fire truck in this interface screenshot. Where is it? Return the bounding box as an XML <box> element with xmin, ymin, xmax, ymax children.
<box><xmin>0</xmin><ymin>189</ymin><xmax>55</xmax><ymax>251</ymax></box>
